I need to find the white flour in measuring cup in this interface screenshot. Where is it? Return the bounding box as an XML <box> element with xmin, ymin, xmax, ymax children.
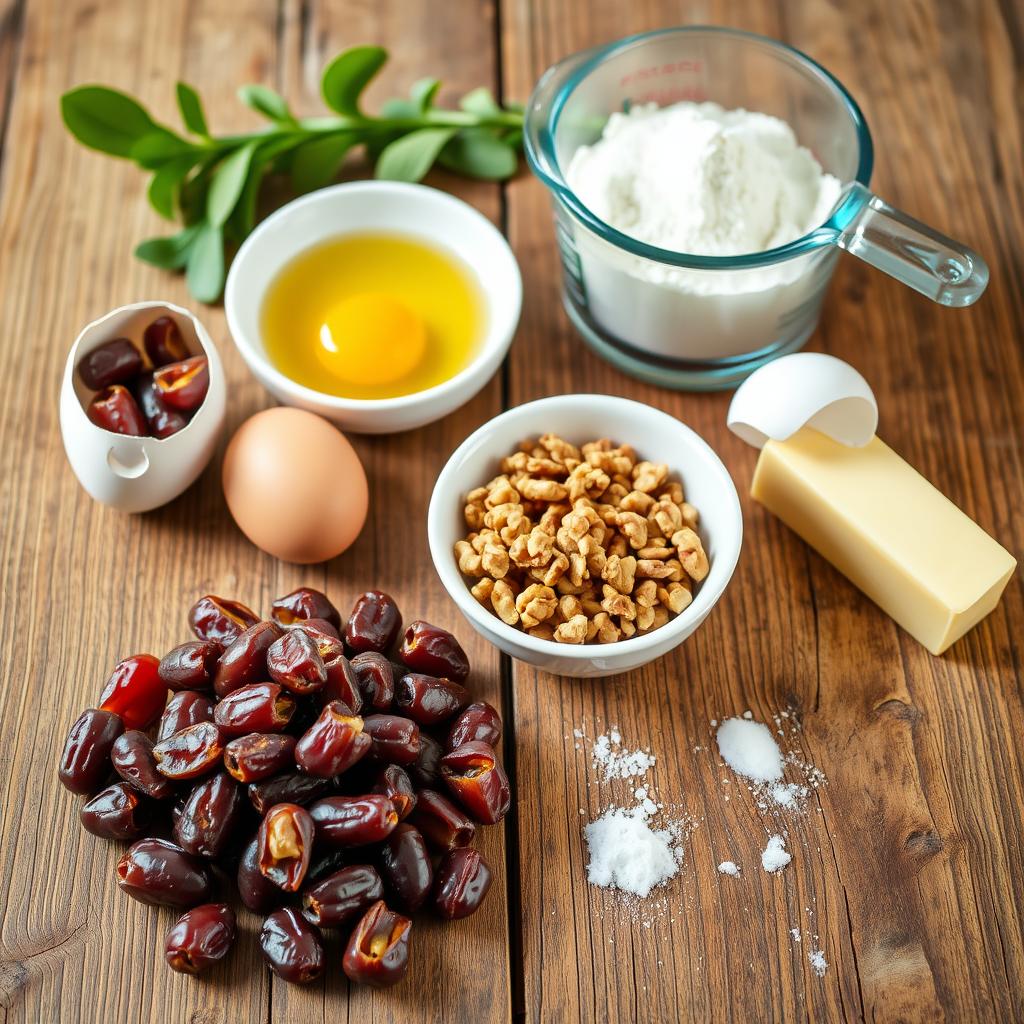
<box><xmin>565</xmin><ymin>102</ymin><xmax>842</xmax><ymax>361</ymax></box>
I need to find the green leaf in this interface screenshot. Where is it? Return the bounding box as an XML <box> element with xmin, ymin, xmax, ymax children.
<box><xmin>460</xmin><ymin>86</ymin><xmax>501</xmax><ymax>119</ymax></box>
<box><xmin>410</xmin><ymin>77</ymin><xmax>441</xmax><ymax>113</ymax></box>
<box><xmin>135</xmin><ymin>225</ymin><xmax>201</xmax><ymax>269</ymax></box>
<box><xmin>290</xmin><ymin>133</ymin><xmax>356</xmax><ymax>193</ymax></box>
<box><xmin>321</xmin><ymin>45</ymin><xmax>387</xmax><ymax>117</ymax></box>
<box><xmin>438</xmin><ymin>128</ymin><xmax>518</xmax><ymax>180</ymax></box>
<box><xmin>131</xmin><ymin>128</ymin><xmax>196</xmax><ymax>169</ymax></box>
<box><xmin>238</xmin><ymin>84</ymin><xmax>295</xmax><ymax>125</ymax></box>
<box><xmin>375</xmin><ymin>127</ymin><xmax>457</xmax><ymax>182</ymax></box>
<box><xmin>206</xmin><ymin>141</ymin><xmax>258</xmax><ymax>227</ymax></box>
<box><xmin>60</xmin><ymin>86</ymin><xmax>157</xmax><ymax>158</ymax></box>
<box><xmin>186</xmin><ymin>222</ymin><xmax>225</xmax><ymax>302</ymax></box>
<box><xmin>147</xmin><ymin>154</ymin><xmax>197</xmax><ymax>219</ymax></box>
<box><xmin>379</xmin><ymin>97</ymin><xmax>418</xmax><ymax>120</ymax></box>
<box><xmin>176</xmin><ymin>82</ymin><xmax>209</xmax><ymax>136</ymax></box>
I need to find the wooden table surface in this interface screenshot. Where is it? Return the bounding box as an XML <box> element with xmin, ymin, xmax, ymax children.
<box><xmin>1</xmin><ymin>0</ymin><xmax>1022</xmax><ymax>1021</ymax></box>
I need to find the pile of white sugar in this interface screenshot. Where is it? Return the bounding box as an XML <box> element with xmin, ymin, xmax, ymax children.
<box><xmin>566</xmin><ymin>101</ymin><xmax>841</xmax><ymax>258</ymax></box>
<box><xmin>584</xmin><ymin>804</ymin><xmax>682</xmax><ymax>898</ymax></box>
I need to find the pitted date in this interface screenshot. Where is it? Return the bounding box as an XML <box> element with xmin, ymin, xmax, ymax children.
<box><xmin>446</xmin><ymin>701</ymin><xmax>502</xmax><ymax>751</ymax></box>
<box><xmin>58</xmin><ymin>708</ymin><xmax>124</xmax><ymax>795</ymax></box>
<box><xmin>78</xmin><ymin>337</ymin><xmax>143</xmax><ymax>390</ymax></box>
<box><xmin>407</xmin><ymin>789</ymin><xmax>476</xmax><ymax>851</ymax></box>
<box><xmin>342</xmin><ymin>900</ymin><xmax>411</xmax><ymax>988</ymax></box>
<box><xmin>363</xmin><ymin>714</ymin><xmax>420</xmax><ymax>766</ymax></box>
<box><xmin>153</xmin><ymin>721</ymin><xmax>224</xmax><ymax>781</ymax></box>
<box><xmin>300</xmin><ymin>864</ymin><xmax>383</xmax><ymax>927</ymax></box>
<box><xmin>158</xmin><ymin>641</ymin><xmax>221</xmax><ymax>691</ymax></box>
<box><xmin>188</xmin><ymin>595</ymin><xmax>259</xmax><ymax>645</ymax></box>
<box><xmin>349</xmin><ymin>652</ymin><xmax>394</xmax><ymax>711</ymax></box>
<box><xmin>395</xmin><ymin>673</ymin><xmax>468</xmax><ymax>726</ymax></box>
<box><xmin>214</xmin><ymin>620</ymin><xmax>283</xmax><ymax>698</ymax></box>
<box><xmin>87</xmin><ymin>385</ymin><xmax>147</xmax><ymax>436</ymax></box>
<box><xmin>98</xmin><ymin>654</ymin><xmax>165</xmax><ymax>731</ymax></box>
<box><xmin>224</xmin><ymin>733</ymin><xmax>296</xmax><ymax>783</ymax></box>
<box><xmin>174</xmin><ymin>772</ymin><xmax>243</xmax><ymax>858</ymax></box>
<box><xmin>345</xmin><ymin>591</ymin><xmax>402</xmax><ymax>654</ymax></box>
<box><xmin>272</xmin><ymin>587</ymin><xmax>341</xmax><ymax>631</ymax></box>
<box><xmin>116</xmin><ymin>837</ymin><xmax>213</xmax><ymax>908</ymax></box>
<box><xmin>80</xmin><ymin>781</ymin><xmax>150</xmax><ymax>840</ymax></box>
<box><xmin>267</xmin><ymin>629</ymin><xmax>326</xmax><ymax>695</ymax></box>
<box><xmin>111</xmin><ymin>730</ymin><xmax>174</xmax><ymax>799</ymax></box>
<box><xmin>214</xmin><ymin>682</ymin><xmax>295</xmax><ymax>737</ymax></box>
<box><xmin>371</xmin><ymin>765</ymin><xmax>416</xmax><ymax>821</ymax></box>
<box><xmin>143</xmin><ymin>316</ymin><xmax>189</xmax><ymax>367</ymax></box>
<box><xmin>398</xmin><ymin>621</ymin><xmax>469</xmax><ymax>683</ymax></box>
<box><xmin>258</xmin><ymin>803</ymin><xmax>314</xmax><ymax>891</ymax></box>
<box><xmin>260</xmin><ymin>907</ymin><xmax>324</xmax><ymax>984</ymax></box>
<box><xmin>407</xmin><ymin>733</ymin><xmax>443</xmax><ymax>790</ymax></box>
<box><xmin>295</xmin><ymin>701</ymin><xmax>370</xmax><ymax>777</ymax></box>
<box><xmin>154</xmin><ymin>355</ymin><xmax>209</xmax><ymax>412</ymax></box>
<box><xmin>134</xmin><ymin>375</ymin><xmax>189</xmax><ymax>439</ymax></box>
<box><xmin>379</xmin><ymin>824</ymin><xmax>433</xmax><ymax>913</ymax></box>
<box><xmin>247</xmin><ymin>771</ymin><xmax>331</xmax><ymax>816</ymax></box>
<box><xmin>433</xmin><ymin>847</ymin><xmax>492</xmax><ymax>920</ymax></box>
<box><xmin>440</xmin><ymin>741</ymin><xmax>510</xmax><ymax>825</ymax></box>
<box><xmin>158</xmin><ymin>691</ymin><xmax>214</xmax><ymax>741</ymax></box>
<box><xmin>310</xmin><ymin>795</ymin><xmax>398</xmax><ymax>847</ymax></box>
<box><xmin>165</xmin><ymin>903</ymin><xmax>236</xmax><ymax>975</ymax></box>
<box><xmin>237</xmin><ymin>836</ymin><xmax>285</xmax><ymax>913</ymax></box>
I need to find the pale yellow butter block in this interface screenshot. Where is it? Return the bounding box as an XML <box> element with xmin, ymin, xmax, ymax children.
<box><xmin>751</xmin><ymin>427</ymin><xmax>1016</xmax><ymax>654</ymax></box>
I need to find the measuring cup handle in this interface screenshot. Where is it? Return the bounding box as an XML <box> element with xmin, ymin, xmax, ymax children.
<box><xmin>834</xmin><ymin>182</ymin><xmax>988</xmax><ymax>307</ymax></box>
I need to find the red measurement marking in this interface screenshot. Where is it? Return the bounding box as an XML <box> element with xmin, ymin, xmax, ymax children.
<box><xmin>619</xmin><ymin>60</ymin><xmax>703</xmax><ymax>88</ymax></box>
<box><xmin>629</xmin><ymin>87</ymin><xmax>708</xmax><ymax>105</ymax></box>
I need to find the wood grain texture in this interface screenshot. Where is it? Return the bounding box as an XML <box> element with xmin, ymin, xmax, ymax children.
<box><xmin>0</xmin><ymin>0</ymin><xmax>1022</xmax><ymax>1022</ymax></box>
<box><xmin>0</xmin><ymin>1</ymin><xmax>508</xmax><ymax>1022</ymax></box>
<box><xmin>501</xmin><ymin>0</ymin><xmax>1024</xmax><ymax>1021</ymax></box>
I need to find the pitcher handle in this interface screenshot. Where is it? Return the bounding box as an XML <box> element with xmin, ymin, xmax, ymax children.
<box><xmin>834</xmin><ymin>182</ymin><xmax>988</xmax><ymax>307</ymax></box>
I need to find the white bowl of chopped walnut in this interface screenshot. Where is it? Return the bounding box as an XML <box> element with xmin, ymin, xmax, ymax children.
<box><xmin>428</xmin><ymin>394</ymin><xmax>742</xmax><ymax>677</ymax></box>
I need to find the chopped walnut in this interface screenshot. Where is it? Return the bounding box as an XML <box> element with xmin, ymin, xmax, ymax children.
<box><xmin>554</xmin><ymin>614</ymin><xmax>588</xmax><ymax>644</ymax></box>
<box><xmin>515</xmin><ymin>584</ymin><xmax>557</xmax><ymax>629</ymax></box>
<box><xmin>454</xmin><ymin>433</ymin><xmax>710</xmax><ymax>644</ymax></box>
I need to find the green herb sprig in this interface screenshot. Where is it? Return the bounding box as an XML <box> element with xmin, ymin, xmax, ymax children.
<box><xmin>61</xmin><ymin>46</ymin><xmax>524</xmax><ymax>302</ymax></box>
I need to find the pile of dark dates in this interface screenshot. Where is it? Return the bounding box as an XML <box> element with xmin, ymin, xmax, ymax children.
<box><xmin>57</xmin><ymin>587</ymin><xmax>508</xmax><ymax>988</ymax></box>
<box><xmin>78</xmin><ymin>316</ymin><xmax>209</xmax><ymax>438</ymax></box>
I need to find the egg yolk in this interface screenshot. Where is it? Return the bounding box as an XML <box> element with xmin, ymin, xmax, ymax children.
<box><xmin>316</xmin><ymin>293</ymin><xmax>427</xmax><ymax>386</ymax></box>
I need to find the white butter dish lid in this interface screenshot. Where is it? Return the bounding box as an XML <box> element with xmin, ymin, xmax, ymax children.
<box><xmin>727</xmin><ymin>353</ymin><xmax>878</xmax><ymax>450</ymax></box>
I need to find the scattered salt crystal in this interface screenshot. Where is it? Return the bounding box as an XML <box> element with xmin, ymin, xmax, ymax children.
<box><xmin>791</xmin><ymin>928</ymin><xmax>801</xmax><ymax>942</ymax></box>
<box><xmin>742</xmin><ymin>710</ymin><xmax>753</xmax><ymax>720</ymax></box>
<box><xmin>808</xmin><ymin>950</ymin><xmax>828</xmax><ymax>976</ymax></box>
<box><xmin>717</xmin><ymin>861</ymin><xmax>740</xmax><ymax>877</ymax></box>
<box><xmin>710</xmin><ymin>718</ymin><xmax>717</xmax><ymax>727</ymax></box>
<box><xmin>761</xmin><ymin>834</ymin><xmax>791</xmax><ymax>873</ymax></box>
<box><xmin>592</xmin><ymin>728</ymin><xmax>656</xmax><ymax>780</ymax></box>
<box><xmin>770</xmin><ymin>782</ymin><xmax>808</xmax><ymax>809</ymax></box>
<box><xmin>584</xmin><ymin>806</ymin><xmax>681</xmax><ymax>898</ymax></box>
<box><xmin>573</xmin><ymin>728</ymin><xmax>584</xmax><ymax>738</ymax></box>
<box><xmin>716</xmin><ymin>718</ymin><xmax>784</xmax><ymax>782</ymax></box>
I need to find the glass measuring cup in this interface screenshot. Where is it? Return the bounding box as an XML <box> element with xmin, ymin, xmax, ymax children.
<box><xmin>524</xmin><ymin>26</ymin><xmax>988</xmax><ymax>390</ymax></box>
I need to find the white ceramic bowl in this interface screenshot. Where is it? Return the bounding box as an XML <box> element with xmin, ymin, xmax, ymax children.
<box><xmin>60</xmin><ymin>301</ymin><xmax>226</xmax><ymax>513</ymax></box>
<box><xmin>427</xmin><ymin>394</ymin><xmax>743</xmax><ymax>677</ymax></box>
<box><xmin>225</xmin><ymin>182</ymin><xmax>522</xmax><ymax>434</ymax></box>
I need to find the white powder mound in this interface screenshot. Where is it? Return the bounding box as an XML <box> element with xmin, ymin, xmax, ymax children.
<box><xmin>717</xmin><ymin>861</ymin><xmax>741</xmax><ymax>877</ymax></box>
<box><xmin>808</xmin><ymin>950</ymin><xmax>828</xmax><ymax>976</ymax></box>
<box><xmin>584</xmin><ymin>806</ymin><xmax>681</xmax><ymax>898</ymax></box>
<box><xmin>761</xmin><ymin>834</ymin><xmax>791</xmax><ymax>874</ymax></box>
<box><xmin>716</xmin><ymin>718</ymin><xmax>784</xmax><ymax>782</ymax></box>
<box><xmin>592</xmin><ymin>728</ymin><xmax>656</xmax><ymax>780</ymax></box>
<box><xmin>566</xmin><ymin>101</ymin><xmax>841</xmax><ymax>259</ymax></box>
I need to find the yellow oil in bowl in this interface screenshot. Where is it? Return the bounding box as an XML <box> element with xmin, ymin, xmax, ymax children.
<box><xmin>261</xmin><ymin>233</ymin><xmax>486</xmax><ymax>400</ymax></box>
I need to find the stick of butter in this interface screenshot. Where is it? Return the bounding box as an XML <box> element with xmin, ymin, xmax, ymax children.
<box><xmin>729</xmin><ymin>354</ymin><xmax>1016</xmax><ymax>655</ymax></box>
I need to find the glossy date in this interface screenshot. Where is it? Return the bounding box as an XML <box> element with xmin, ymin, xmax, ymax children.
<box><xmin>165</xmin><ymin>903</ymin><xmax>236</xmax><ymax>975</ymax></box>
<box><xmin>58</xmin><ymin>708</ymin><xmax>124</xmax><ymax>795</ymax></box>
<box><xmin>260</xmin><ymin>908</ymin><xmax>324</xmax><ymax>984</ymax></box>
<box><xmin>300</xmin><ymin>864</ymin><xmax>383</xmax><ymax>928</ymax></box>
<box><xmin>116</xmin><ymin>837</ymin><xmax>213</xmax><ymax>908</ymax></box>
<box><xmin>342</xmin><ymin>900</ymin><xmax>411</xmax><ymax>988</ymax></box>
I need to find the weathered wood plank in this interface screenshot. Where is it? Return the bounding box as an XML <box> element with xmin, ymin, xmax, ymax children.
<box><xmin>0</xmin><ymin>1</ymin><xmax>509</xmax><ymax>1022</ymax></box>
<box><xmin>501</xmin><ymin>0</ymin><xmax>1024</xmax><ymax>1020</ymax></box>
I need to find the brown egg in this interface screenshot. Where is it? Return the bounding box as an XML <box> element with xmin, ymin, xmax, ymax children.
<box><xmin>222</xmin><ymin>407</ymin><xmax>368</xmax><ymax>563</ymax></box>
